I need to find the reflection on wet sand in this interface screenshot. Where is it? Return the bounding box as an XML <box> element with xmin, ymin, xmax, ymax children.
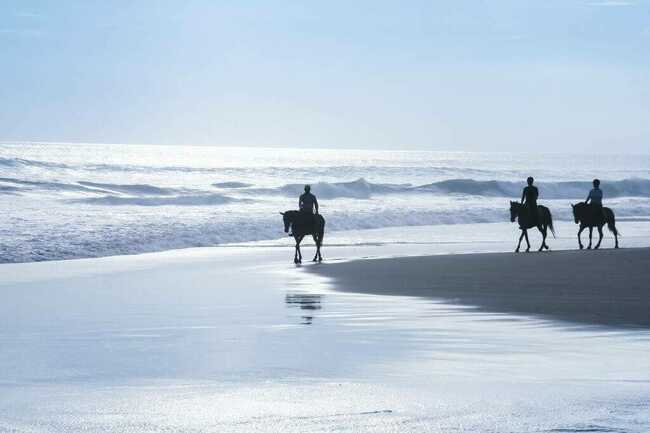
<box><xmin>285</xmin><ymin>292</ymin><xmax>322</xmax><ymax>325</ymax></box>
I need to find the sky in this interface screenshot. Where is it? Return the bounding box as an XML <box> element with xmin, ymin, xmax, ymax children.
<box><xmin>1</xmin><ymin>1</ymin><xmax>649</xmax><ymax>152</ymax></box>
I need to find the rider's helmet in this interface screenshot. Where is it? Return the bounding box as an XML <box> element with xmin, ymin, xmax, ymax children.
<box><xmin>593</xmin><ymin>179</ymin><xmax>600</xmax><ymax>187</ymax></box>
<box><xmin>527</xmin><ymin>176</ymin><xmax>534</xmax><ymax>185</ymax></box>
<box><xmin>304</xmin><ymin>185</ymin><xmax>311</xmax><ymax>193</ymax></box>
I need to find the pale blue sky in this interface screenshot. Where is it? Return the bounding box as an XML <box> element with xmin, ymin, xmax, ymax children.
<box><xmin>1</xmin><ymin>1</ymin><xmax>649</xmax><ymax>151</ymax></box>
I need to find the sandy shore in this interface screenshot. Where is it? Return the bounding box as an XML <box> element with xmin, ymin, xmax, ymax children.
<box><xmin>2</xmin><ymin>243</ymin><xmax>650</xmax><ymax>431</ymax></box>
<box><xmin>311</xmin><ymin>248</ymin><xmax>650</xmax><ymax>328</ymax></box>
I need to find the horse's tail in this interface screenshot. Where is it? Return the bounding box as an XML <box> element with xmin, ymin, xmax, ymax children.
<box><xmin>316</xmin><ymin>215</ymin><xmax>325</xmax><ymax>242</ymax></box>
<box><xmin>545</xmin><ymin>206</ymin><xmax>556</xmax><ymax>238</ymax></box>
<box><xmin>605</xmin><ymin>208</ymin><xmax>619</xmax><ymax>236</ymax></box>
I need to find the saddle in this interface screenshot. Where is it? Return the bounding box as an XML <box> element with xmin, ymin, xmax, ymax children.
<box><xmin>588</xmin><ymin>204</ymin><xmax>605</xmax><ymax>224</ymax></box>
<box><xmin>520</xmin><ymin>204</ymin><xmax>538</xmax><ymax>229</ymax></box>
<box><xmin>298</xmin><ymin>212</ymin><xmax>317</xmax><ymax>229</ymax></box>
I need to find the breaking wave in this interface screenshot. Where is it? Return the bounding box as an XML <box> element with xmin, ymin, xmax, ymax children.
<box><xmin>213</xmin><ymin>181</ymin><xmax>253</xmax><ymax>189</ymax></box>
<box><xmin>416</xmin><ymin>178</ymin><xmax>650</xmax><ymax>199</ymax></box>
<box><xmin>5</xmin><ymin>175</ymin><xmax>650</xmax><ymax>201</ymax></box>
<box><xmin>243</xmin><ymin>178</ymin><xmax>650</xmax><ymax>200</ymax></box>
<box><xmin>0</xmin><ymin>177</ymin><xmax>114</xmax><ymax>194</ymax></box>
<box><xmin>77</xmin><ymin>181</ymin><xmax>183</xmax><ymax>196</ymax></box>
<box><xmin>70</xmin><ymin>193</ymin><xmax>242</xmax><ymax>207</ymax></box>
<box><xmin>243</xmin><ymin>178</ymin><xmax>407</xmax><ymax>199</ymax></box>
<box><xmin>0</xmin><ymin>157</ymin><xmax>70</xmax><ymax>169</ymax></box>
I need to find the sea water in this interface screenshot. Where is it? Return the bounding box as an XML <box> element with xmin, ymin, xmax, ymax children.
<box><xmin>2</xmin><ymin>142</ymin><xmax>650</xmax><ymax>262</ymax></box>
<box><xmin>2</xmin><ymin>144</ymin><xmax>650</xmax><ymax>432</ymax></box>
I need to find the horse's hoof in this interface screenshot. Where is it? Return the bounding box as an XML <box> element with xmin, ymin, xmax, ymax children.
<box><xmin>515</xmin><ymin>249</ymin><xmax>519</xmax><ymax>253</ymax></box>
<box><xmin>544</xmin><ymin>245</ymin><xmax>550</xmax><ymax>250</ymax></box>
<box><xmin>579</xmin><ymin>245</ymin><xmax>583</xmax><ymax>250</ymax></box>
<box><xmin>526</xmin><ymin>248</ymin><xmax>530</xmax><ymax>253</ymax></box>
<box><xmin>594</xmin><ymin>246</ymin><xmax>600</xmax><ymax>250</ymax></box>
<box><xmin>318</xmin><ymin>258</ymin><xmax>323</xmax><ymax>262</ymax></box>
<box><xmin>615</xmin><ymin>245</ymin><xmax>619</xmax><ymax>249</ymax></box>
<box><xmin>587</xmin><ymin>246</ymin><xmax>591</xmax><ymax>250</ymax></box>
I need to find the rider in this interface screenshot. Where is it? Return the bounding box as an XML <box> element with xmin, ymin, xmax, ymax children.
<box><xmin>299</xmin><ymin>184</ymin><xmax>319</xmax><ymax>226</ymax></box>
<box><xmin>521</xmin><ymin>176</ymin><xmax>539</xmax><ymax>226</ymax></box>
<box><xmin>585</xmin><ymin>178</ymin><xmax>604</xmax><ymax>222</ymax></box>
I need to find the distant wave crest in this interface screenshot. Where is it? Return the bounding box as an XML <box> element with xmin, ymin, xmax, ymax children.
<box><xmin>417</xmin><ymin>178</ymin><xmax>650</xmax><ymax>199</ymax></box>
<box><xmin>243</xmin><ymin>177</ymin><xmax>650</xmax><ymax>199</ymax></box>
<box><xmin>0</xmin><ymin>157</ymin><xmax>70</xmax><ymax>169</ymax></box>
<box><xmin>212</xmin><ymin>181</ymin><xmax>253</xmax><ymax>189</ymax></box>
<box><xmin>70</xmin><ymin>193</ymin><xmax>241</xmax><ymax>207</ymax></box>
<box><xmin>5</xmin><ymin>175</ymin><xmax>650</xmax><ymax>200</ymax></box>
<box><xmin>77</xmin><ymin>181</ymin><xmax>183</xmax><ymax>196</ymax></box>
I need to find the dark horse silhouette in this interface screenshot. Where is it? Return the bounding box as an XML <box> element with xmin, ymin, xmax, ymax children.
<box><xmin>509</xmin><ymin>202</ymin><xmax>555</xmax><ymax>252</ymax></box>
<box><xmin>571</xmin><ymin>202</ymin><xmax>619</xmax><ymax>250</ymax></box>
<box><xmin>281</xmin><ymin>211</ymin><xmax>325</xmax><ymax>264</ymax></box>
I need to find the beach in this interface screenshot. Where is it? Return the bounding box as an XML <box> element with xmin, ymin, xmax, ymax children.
<box><xmin>311</xmin><ymin>247</ymin><xmax>650</xmax><ymax>328</ymax></box>
<box><xmin>4</xmin><ymin>1</ymin><xmax>650</xmax><ymax>430</ymax></box>
<box><xmin>2</xmin><ymin>234</ymin><xmax>650</xmax><ymax>432</ymax></box>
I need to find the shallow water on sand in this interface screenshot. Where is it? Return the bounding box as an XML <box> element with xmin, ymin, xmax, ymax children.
<box><xmin>2</xmin><ymin>240</ymin><xmax>650</xmax><ymax>432</ymax></box>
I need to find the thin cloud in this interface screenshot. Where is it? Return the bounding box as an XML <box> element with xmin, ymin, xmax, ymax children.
<box><xmin>588</xmin><ymin>1</ymin><xmax>636</xmax><ymax>6</ymax></box>
<box><xmin>14</xmin><ymin>11</ymin><xmax>42</xmax><ymax>18</ymax></box>
<box><xmin>0</xmin><ymin>28</ymin><xmax>44</xmax><ymax>37</ymax></box>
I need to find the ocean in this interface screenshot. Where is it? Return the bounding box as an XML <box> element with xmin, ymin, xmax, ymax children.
<box><xmin>2</xmin><ymin>142</ymin><xmax>650</xmax><ymax>263</ymax></box>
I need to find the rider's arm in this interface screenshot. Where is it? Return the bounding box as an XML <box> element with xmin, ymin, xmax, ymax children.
<box><xmin>314</xmin><ymin>197</ymin><xmax>319</xmax><ymax>214</ymax></box>
<box><xmin>521</xmin><ymin>189</ymin><xmax>526</xmax><ymax>204</ymax></box>
<box><xmin>585</xmin><ymin>191</ymin><xmax>591</xmax><ymax>204</ymax></box>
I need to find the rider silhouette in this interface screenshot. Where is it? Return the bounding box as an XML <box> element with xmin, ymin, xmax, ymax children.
<box><xmin>585</xmin><ymin>178</ymin><xmax>604</xmax><ymax>222</ymax></box>
<box><xmin>299</xmin><ymin>185</ymin><xmax>318</xmax><ymax>226</ymax></box>
<box><xmin>521</xmin><ymin>176</ymin><xmax>539</xmax><ymax>226</ymax></box>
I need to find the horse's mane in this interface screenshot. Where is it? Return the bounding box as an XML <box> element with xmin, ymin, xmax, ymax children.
<box><xmin>573</xmin><ymin>202</ymin><xmax>588</xmax><ymax>213</ymax></box>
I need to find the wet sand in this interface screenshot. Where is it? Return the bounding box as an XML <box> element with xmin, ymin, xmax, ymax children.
<box><xmin>2</xmin><ymin>241</ymin><xmax>650</xmax><ymax>431</ymax></box>
<box><xmin>311</xmin><ymin>248</ymin><xmax>650</xmax><ymax>328</ymax></box>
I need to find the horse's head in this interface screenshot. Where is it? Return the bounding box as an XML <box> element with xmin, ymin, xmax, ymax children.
<box><xmin>571</xmin><ymin>202</ymin><xmax>584</xmax><ymax>224</ymax></box>
<box><xmin>509</xmin><ymin>201</ymin><xmax>519</xmax><ymax>222</ymax></box>
<box><xmin>280</xmin><ymin>211</ymin><xmax>292</xmax><ymax>233</ymax></box>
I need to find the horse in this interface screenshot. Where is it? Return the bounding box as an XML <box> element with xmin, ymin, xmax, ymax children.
<box><xmin>281</xmin><ymin>211</ymin><xmax>325</xmax><ymax>264</ymax></box>
<box><xmin>509</xmin><ymin>202</ymin><xmax>556</xmax><ymax>252</ymax></box>
<box><xmin>571</xmin><ymin>202</ymin><xmax>619</xmax><ymax>250</ymax></box>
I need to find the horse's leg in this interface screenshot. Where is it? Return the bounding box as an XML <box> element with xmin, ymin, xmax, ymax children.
<box><xmin>294</xmin><ymin>235</ymin><xmax>304</xmax><ymax>264</ymax></box>
<box><xmin>317</xmin><ymin>232</ymin><xmax>323</xmax><ymax>262</ymax></box>
<box><xmin>538</xmin><ymin>225</ymin><xmax>547</xmax><ymax>251</ymax></box>
<box><xmin>293</xmin><ymin>235</ymin><xmax>300</xmax><ymax>264</ymax></box>
<box><xmin>318</xmin><ymin>240</ymin><xmax>323</xmax><ymax>261</ymax></box>
<box><xmin>587</xmin><ymin>227</ymin><xmax>593</xmax><ymax>249</ymax></box>
<box><xmin>544</xmin><ymin>225</ymin><xmax>550</xmax><ymax>250</ymax></box>
<box><xmin>595</xmin><ymin>226</ymin><xmax>603</xmax><ymax>249</ymax></box>
<box><xmin>524</xmin><ymin>229</ymin><xmax>531</xmax><ymax>252</ymax></box>
<box><xmin>614</xmin><ymin>228</ymin><xmax>619</xmax><ymax>249</ymax></box>
<box><xmin>312</xmin><ymin>234</ymin><xmax>319</xmax><ymax>262</ymax></box>
<box><xmin>516</xmin><ymin>230</ymin><xmax>524</xmax><ymax>252</ymax></box>
<box><xmin>578</xmin><ymin>225</ymin><xmax>585</xmax><ymax>249</ymax></box>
